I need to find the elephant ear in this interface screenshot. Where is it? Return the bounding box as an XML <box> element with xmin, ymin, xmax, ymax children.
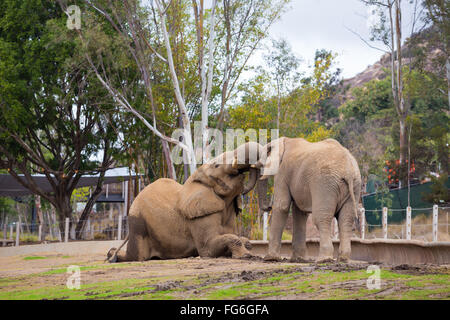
<box><xmin>260</xmin><ymin>137</ymin><xmax>286</xmax><ymax>180</ymax></box>
<box><xmin>177</xmin><ymin>186</ymin><xmax>225</xmax><ymax>219</ymax></box>
<box><xmin>177</xmin><ymin>167</ymin><xmax>225</xmax><ymax>219</ymax></box>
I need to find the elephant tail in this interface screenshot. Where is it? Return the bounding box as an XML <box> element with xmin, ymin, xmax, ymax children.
<box><xmin>343</xmin><ymin>177</ymin><xmax>358</xmax><ymax>220</ymax></box>
<box><xmin>105</xmin><ymin>234</ymin><xmax>129</xmax><ymax>263</ymax></box>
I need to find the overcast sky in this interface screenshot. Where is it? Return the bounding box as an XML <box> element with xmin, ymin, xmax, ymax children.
<box><xmin>259</xmin><ymin>0</ymin><xmax>420</xmax><ymax>79</ymax></box>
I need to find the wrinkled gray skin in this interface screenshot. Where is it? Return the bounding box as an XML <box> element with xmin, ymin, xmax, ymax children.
<box><xmin>257</xmin><ymin>137</ymin><xmax>361</xmax><ymax>263</ymax></box>
<box><xmin>106</xmin><ymin>142</ymin><xmax>262</xmax><ymax>262</ymax></box>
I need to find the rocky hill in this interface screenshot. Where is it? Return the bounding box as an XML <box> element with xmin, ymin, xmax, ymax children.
<box><xmin>338</xmin><ymin>26</ymin><xmax>446</xmax><ymax>104</ymax></box>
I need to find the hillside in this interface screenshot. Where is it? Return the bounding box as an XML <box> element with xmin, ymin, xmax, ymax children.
<box><xmin>339</xmin><ymin>26</ymin><xmax>447</xmax><ymax>104</ymax></box>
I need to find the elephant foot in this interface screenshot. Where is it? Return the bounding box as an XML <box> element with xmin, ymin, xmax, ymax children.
<box><xmin>290</xmin><ymin>256</ymin><xmax>313</xmax><ymax>263</ymax></box>
<box><xmin>315</xmin><ymin>256</ymin><xmax>335</xmax><ymax>264</ymax></box>
<box><xmin>239</xmin><ymin>253</ymin><xmax>258</xmax><ymax>260</ymax></box>
<box><xmin>338</xmin><ymin>256</ymin><xmax>350</xmax><ymax>263</ymax></box>
<box><xmin>232</xmin><ymin>250</ymin><xmax>254</xmax><ymax>259</ymax></box>
<box><xmin>106</xmin><ymin>248</ymin><xmax>118</xmax><ymax>263</ymax></box>
<box><xmin>263</xmin><ymin>254</ymin><xmax>282</xmax><ymax>262</ymax></box>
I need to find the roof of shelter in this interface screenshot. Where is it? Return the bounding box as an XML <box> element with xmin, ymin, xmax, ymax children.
<box><xmin>0</xmin><ymin>167</ymin><xmax>139</xmax><ymax>197</ymax></box>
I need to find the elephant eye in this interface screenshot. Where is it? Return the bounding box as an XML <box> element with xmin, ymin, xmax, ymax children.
<box><xmin>215</xmin><ymin>164</ymin><xmax>220</xmax><ymax>168</ymax></box>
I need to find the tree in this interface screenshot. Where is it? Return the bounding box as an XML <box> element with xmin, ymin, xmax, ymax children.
<box><xmin>229</xmin><ymin>46</ymin><xmax>337</xmax><ymax>141</ymax></box>
<box><xmin>359</xmin><ymin>0</ymin><xmax>427</xmax><ymax>186</ymax></box>
<box><xmin>215</xmin><ymin>0</ymin><xmax>291</xmax><ymax>130</ymax></box>
<box><xmin>423</xmin><ymin>0</ymin><xmax>450</xmax><ymax>108</ymax></box>
<box><xmin>76</xmin><ymin>0</ymin><xmax>291</xmax><ymax>179</ymax></box>
<box><xmin>0</xmin><ymin>0</ymin><xmax>120</xmax><ymax>238</ymax></box>
<box><xmin>263</xmin><ymin>38</ymin><xmax>301</xmax><ymax>130</ymax></box>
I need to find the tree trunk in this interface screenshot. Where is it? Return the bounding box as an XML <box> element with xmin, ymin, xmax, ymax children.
<box><xmin>446</xmin><ymin>57</ymin><xmax>450</xmax><ymax>110</ymax></box>
<box><xmin>161</xmin><ymin>139</ymin><xmax>177</xmax><ymax>180</ymax></box>
<box><xmin>56</xmin><ymin>198</ymin><xmax>72</xmax><ymax>240</ymax></box>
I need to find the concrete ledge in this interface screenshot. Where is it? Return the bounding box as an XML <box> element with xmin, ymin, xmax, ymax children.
<box><xmin>250</xmin><ymin>239</ymin><xmax>450</xmax><ymax>265</ymax></box>
<box><xmin>1</xmin><ymin>239</ymin><xmax>449</xmax><ymax>265</ymax></box>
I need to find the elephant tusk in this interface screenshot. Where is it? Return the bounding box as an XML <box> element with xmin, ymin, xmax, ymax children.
<box><xmin>232</xmin><ymin>157</ymin><xmax>238</xmax><ymax>169</ymax></box>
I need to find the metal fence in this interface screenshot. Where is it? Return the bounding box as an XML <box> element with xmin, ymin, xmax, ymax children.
<box><xmin>1</xmin><ymin>205</ymin><xmax>449</xmax><ymax>247</ymax></box>
<box><xmin>1</xmin><ymin>215</ymin><xmax>128</xmax><ymax>247</ymax></box>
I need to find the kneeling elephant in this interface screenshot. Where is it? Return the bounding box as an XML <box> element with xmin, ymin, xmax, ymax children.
<box><xmin>107</xmin><ymin>142</ymin><xmax>262</xmax><ymax>262</ymax></box>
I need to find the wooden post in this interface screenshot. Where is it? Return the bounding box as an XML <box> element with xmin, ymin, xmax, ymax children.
<box><xmin>263</xmin><ymin>212</ymin><xmax>268</xmax><ymax>241</ymax></box>
<box><xmin>65</xmin><ymin>218</ymin><xmax>70</xmax><ymax>243</ymax></box>
<box><xmin>406</xmin><ymin>206</ymin><xmax>411</xmax><ymax>240</ymax></box>
<box><xmin>124</xmin><ymin>181</ymin><xmax>128</xmax><ymax>216</ymax></box>
<box><xmin>87</xmin><ymin>218</ymin><xmax>91</xmax><ymax>240</ymax></box>
<box><xmin>382</xmin><ymin>207</ymin><xmax>388</xmax><ymax>239</ymax></box>
<box><xmin>360</xmin><ymin>208</ymin><xmax>365</xmax><ymax>240</ymax></box>
<box><xmin>91</xmin><ymin>220</ymin><xmax>94</xmax><ymax>240</ymax></box>
<box><xmin>15</xmin><ymin>222</ymin><xmax>20</xmax><ymax>246</ymax></box>
<box><xmin>38</xmin><ymin>224</ymin><xmax>42</xmax><ymax>242</ymax></box>
<box><xmin>117</xmin><ymin>214</ymin><xmax>122</xmax><ymax>241</ymax></box>
<box><xmin>3</xmin><ymin>217</ymin><xmax>7</xmax><ymax>242</ymax></box>
<box><xmin>9</xmin><ymin>225</ymin><xmax>13</xmax><ymax>240</ymax></box>
<box><xmin>432</xmin><ymin>205</ymin><xmax>438</xmax><ymax>242</ymax></box>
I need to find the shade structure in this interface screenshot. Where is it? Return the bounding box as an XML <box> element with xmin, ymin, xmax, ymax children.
<box><xmin>0</xmin><ymin>167</ymin><xmax>138</xmax><ymax>198</ymax></box>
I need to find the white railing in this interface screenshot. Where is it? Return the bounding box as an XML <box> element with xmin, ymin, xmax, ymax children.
<box><xmin>360</xmin><ymin>205</ymin><xmax>450</xmax><ymax>242</ymax></box>
<box><xmin>1</xmin><ymin>215</ymin><xmax>128</xmax><ymax>247</ymax></box>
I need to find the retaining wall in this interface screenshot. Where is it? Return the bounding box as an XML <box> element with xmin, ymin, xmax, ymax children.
<box><xmin>251</xmin><ymin>239</ymin><xmax>450</xmax><ymax>265</ymax></box>
<box><xmin>1</xmin><ymin>239</ymin><xmax>449</xmax><ymax>265</ymax></box>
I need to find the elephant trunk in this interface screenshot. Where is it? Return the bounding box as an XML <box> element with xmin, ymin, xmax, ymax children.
<box><xmin>242</xmin><ymin>167</ymin><xmax>259</xmax><ymax>195</ymax></box>
<box><xmin>256</xmin><ymin>176</ymin><xmax>272</xmax><ymax>213</ymax></box>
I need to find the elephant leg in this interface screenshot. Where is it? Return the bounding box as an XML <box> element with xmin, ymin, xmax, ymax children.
<box><xmin>337</xmin><ymin>199</ymin><xmax>354</xmax><ymax>262</ymax></box>
<box><xmin>206</xmin><ymin>234</ymin><xmax>252</xmax><ymax>258</ymax></box>
<box><xmin>112</xmin><ymin>216</ymin><xmax>151</xmax><ymax>262</ymax></box>
<box><xmin>123</xmin><ymin>233</ymin><xmax>152</xmax><ymax>261</ymax></box>
<box><xmin>264</xmin><ymin>179</ymin><xmax>292</xmax><ymax>261</ymax></box>
<box><xmin>291</xmin><ymin>204</ymin><xmax>309</xmax><ymax>262</ymax></box>
<box><xmin>312</xmin><ymin>206</ymin><xmax>335</xmax><ymax>263</ymax></box>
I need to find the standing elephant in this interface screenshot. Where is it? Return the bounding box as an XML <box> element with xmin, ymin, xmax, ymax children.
<box><xmin>257</xmin><ymin>137</ymin><xmax>361</xmax><ymax>263</ymax></box>
<box><xmin>107</xmin><ymin>142</ymin><xmax>262</xmax><ymax>262</ymax></box>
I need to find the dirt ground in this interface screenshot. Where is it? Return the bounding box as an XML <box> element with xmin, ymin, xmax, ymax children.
<box><xmin>0</xmin><ymin>253</ymin><xmax>449</xmax><ymax>300</ymax></box>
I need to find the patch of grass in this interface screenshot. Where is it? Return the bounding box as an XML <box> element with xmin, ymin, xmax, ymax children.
<box><xmin>401</xmin><ymin>287</ymin><xmax>450</xmax><ymax>300</ymax></box>
<box><xmin>23</xmin><ymin>256</ymin><xmax>48</xmax><ymax>260</ymax></box>
<box><xmin>0</xmin><ymin>277</ymin><xmax>159</xmax><ymax>300</ymax></box>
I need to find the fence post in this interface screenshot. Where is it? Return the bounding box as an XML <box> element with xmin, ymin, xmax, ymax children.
<box><xmin>382</xmin><ymin>207</ymin><xmax>388</xmax><ymax>239</ymax></box>
<box><xmin>263</xmin><ymin>211</ymin><xmax>268</xmax><ymax>241</ymax></box>
<box><xmin>117</xmin><ymin>214</ymin><xmax>122</xmax><ymax>241</ymax></box>
<box><xmin>360</xmin><ymin>208</ymin><xmax>366</xmax><ymax>240</ymax></box>
<box><xmin>2</xmin><ymin>217</ymin><xmax>7</xmax><ymax>242</ymax></box>
<box><xmin>15</xmin><ymin>222</ymin><xmax>20</xmax><ymax>246</ymax></box>
<box><xmin>333</xmin><ymin>218</ymin><xmax>339</xmax><ymax>240</ymax></box>
<box><xmin>432</xmin><ymin>205</ymin><xmax>438</xmax><ymax>242</ymax></box>
<box><xmin>38</xmin><ymin>224</ymin><xmax>42</xmax><ymax>242</ymax></box>
<box><xmin>124</xmin><ymin>182</ymin><xmax>128</xmax><ymax>215</ymax></box>
<box><xmin>406</xmin><ymin>206</ymin><xmax>412</xmax><ymax>240</ymax></box>
<box><xmin>64</xmin><ymin>218</ymin><xmax>69</xmax><ymax>243</ymax></box>
<box><xmin>87</xmin><ymin>218</ymin><xmax>91</xmax><ymax>240</ymax></box>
